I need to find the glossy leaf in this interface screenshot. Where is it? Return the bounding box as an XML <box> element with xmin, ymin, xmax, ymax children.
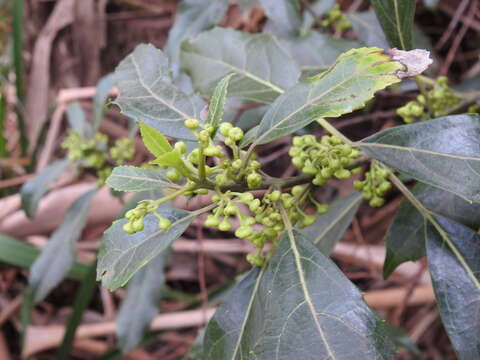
<box><xmin>117</xmin><ymin>252</ymin><xmax>168</xmax><ymax>353</ymax></box>
<box><xmin>206</xmin><ymin>73</ymin><xmax>235</xmax><ymax>131</ymax></box>
<box><xmin>253</xmin><ymin>47</ymin><xmax>404</xmax><ymax>146</ymax></box>
<box><xmin>67</xmin><ymin>102</ymin><xmax>92</xmax><ymax>137</ymax></box>
<box><xmin>106</xmin><ymin>166</ymin><xmax>174</xmax><ymax>193</ymax></box>
<box><xmin>384</xmin><ymin>182</ymin><xmax>480</xmax><ymax>278</ymax></box>
<box><xmin>29</xmin><ymin>190</ymin><xmax>96</xmax><ymax>302</ymax></box>
<box><xmin>181</xmin><ymin>27</ymin><xmax>300</xmax><ymax>103</ymax></box>
<box><xmin>301</xmin><ymin>192</ymin><xmax>362</xmax><ymax>255</ymax></box>
<box><xmin>139</xmin><ymin>122</ymin><xmax>172</xmax><ymax>157</ymax></box>
<box><xmin>204</xmin><ymin>230</ymin><xmax>395</xmax><ymax>359</ymax></box>
<box><xmin>360</xmin><ymin>114</ymin><xmax>480</xmax><ymax>203</ymax></box>
<box><xmin>370</xmin><ymin>0</ymin><xmax>416</xmax><ymax>50</ymax></box>
<box><xmin>93</xmin><ymin>73</ymin><xmax>117</xmax><ymax>130</ymax></box>
<box><xmin>114</xmin><ymin>44</ymin><xmax>204</xmax><ymax>141</ymax></box>
<box><xmin>21</xmin><ymin>159</ymin><xmax>70</xmax><ymax>219</ymax></box>
<box><xmin>97</xmin><ymin>207</ymin><xmax>194</xmax><ymax>290</ymax></box>
<box><xmin>259</xmin><ymin>0</ymin><xmax>301</xmax><ymax>36</ymax></box>
<box><xmin>426</xmin><ymin>215</ymin><xmax>480</xmax><ymax>360</ymax></box>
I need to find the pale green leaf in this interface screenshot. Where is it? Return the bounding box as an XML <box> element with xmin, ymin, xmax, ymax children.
<box><xmin>253</xmin><ymin>47</ymin><xmax>404</xmax><ymax>146</ymax></box>
<box><xmin>97</xmin><ymin>207</ymin><xmax>194</xmax><ymax>290</ymax></box>
<box><xmin>114</xmin><ymin>44</ymin><xmax>204</xmax><ymax>141</ymax></box>
<box><xmin>139</xmin><ymin>122</ymin><xmax>172</xmax><ymax>157</ymax></box>
<box><xmin>29</xmin><ymin>190</ymin><xmax>96</xmax><ymax>302</ymax></box>
<box><xmin>106</xmin><ymin>166</ymin><xmax>175</xmax><ymax>193</ymax></box>
<box><xmin>260</xmin><ymin>0</ymin><xmax>301</xmax><ymax>36</ymax></box>
<box><xmin>206</xmin><ymin>73</ymin><xmax>235</xmax><ymax>130</ymax></box>
<box><xmin>67</xmin><ymin>102</ymin><xmax>92</xmax><ymax>137</ymax></box>
<box><xmin>348</xmin><ymin>12</ymin><xmax>389</xmax><ymax>48</ymax></box>
<box><xmin>181</xmin><ymin>27</ymin><xmax>300</xmax><ymax>103</ymax></box>
<box><xmin>93</xmin><ymin>73</ymin><xmax>117</xmax><ymax>130</ymax></box>
<box><xmin>360</xmin><ymin>114</ymin><xmax>480</xmax><ymax>203</ymax></box>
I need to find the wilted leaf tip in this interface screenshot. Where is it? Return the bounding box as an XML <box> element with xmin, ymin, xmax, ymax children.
<box><xmin>387</xmin><ymin>48</ymin><xmax>432</xmax><ymax>78</ymax></box>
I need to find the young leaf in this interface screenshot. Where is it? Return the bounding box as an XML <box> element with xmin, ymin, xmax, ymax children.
<box><xmin>29</xmin><ymin>190</ymin><xmax>96</xmax><ymax>302</ymax></box>
<box><xmin>181</xmin><ymin>27</ymin><xmax>300</xmax><ymax>103</ymax></box>
<box><xmin>114</xmin><ymin>44</ymin><xmax>204</xmax><ymax>141</ymax></box>
<box><xmin>370</xmin><ymin>0</ymin><xmax>416</xmax><ymax>50</ymax></box>
<box><xmin>106</xmin><ymin>166</ymin><xmax>175</xmax><ymax>192</ymax></box>
<box><xmin>253</xmin><ymin>47</ymin><xmax>407</xmax><ymax>146</ymax></box>
<box><xmin>206</xmin><ymin>73</ymin><xmax>235</xmax><ymax>131</ymax></box>
<box><xmin>97</xmin><ymin>207</ymin><xmax>194</xmax><ymax>290</ymax></box>
<box><xmin>259</xmin><ymin>0</ymin><xmax>302</xmax><ymax>36</ymax></box>
<box><xmin>67</xmin><ymin>102</ymin><xmax>92</xmax><ymax>138</ymax></box>
<box><xmin>384</xmin><ymin>182</ymin><xmax>480</xmax><ymax>278</ymax></box>
<box><xmin>204</xmin><ymin>230</ymin><xmax>395</xmax><ymax>359</ymax></box>
<box><xmin>139</xmin><ymin>122</ymin><xmax>173</xmax><ymax>157</ymax></box>
<box><xmin>426</xmin><ymin>215</ymin><xmax>480</xmax><ymax>360</ymax></box>
<box><xmin>117</xmin><ymin>252</ymin><xmax>168</xmax><ymax>353</ymax></box>
<box><xmin>21</xmin><ymin>159</ymin><xmax>70</xmax><ymax>219</ymax></box>
<box><xmin>300</xmin><ymin>192</ymin><xmax>362</xmax><ymax>255</ymax></box>
<box><xmin>150</xmin><ymin>149</ymin><xmax>191</xmax><ymax>176</ymax></box>
<box><xmin>93</xmin><ymin>73</ymin><xmax>117</xmax><ymax>131</ymax></box>
<box><xmin>360</xmin><ymin>114</ymin><xmax>480</xmax><ymax>203</ymax></box>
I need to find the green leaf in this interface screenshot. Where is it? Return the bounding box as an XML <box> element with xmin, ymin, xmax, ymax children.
<box><xmin>426</xmin><ymin>215</ymin><xmax>480</xmax><ymax>360</ymax></box>
<box><xmin>370</xmin><ymin>0</ymin><xmax>416</xmax><ymax>50</ymax></box>
<box><xmin>150</xmin><ymin>149</ymin><xmax>191</xmax><ymax>176</ymax></box>
<box><xmin>300</xmin><ymin>192</ymin><xmax>362</xmax><ymax>255</ymax></box>
<box><xmin>204</xmin><ymin>230</ymin><xmax>395</xmax><ymax>359</ymax></box>
<box><xmin>139</xmin><ymin>122</ymin><xmax>173</xmax><ymax>157</ymax></box>
<box><xmin>117</xmin><ymin>252</ymin><xmax>168</xmax><ymax>353</ymax></box>
<box><xmin>360</xmin><ymin>114</ymin><xmax>480</xmax><ymax>203</ymax></box>
<box><xmin>259</xmin><ymin>0</ymin><xmax>301</xmax><ymax>36</ymax></box>
<box><xmin>106</xmin><ymin>166</ymin><xmax>174</xmax><ymax>193</ymax></box>
<box><xmin>165</xmin><ymin>0</ymin><xmax>229</xmax><ymax>74</ymax></box>
<box><xmin>383</xmin><ymin>322</ymin><xmax>420</xmax><ymax>355</ymax></box>
<box><xmin>97</xmin><ymin>207</ymin><xmax>194</xmax><ymax>290</ymax></box>
<box><xmin>93</xmin><ymin>73</ymin><xmax>117</xmax><ymax>131</ymax></box>
<box><xmin>181</xmin><ymin>27</ymin><xmax>300</xmax><ymax>104</ymax></box>
<box><xmin>253</xmin><ymin>47</ymin><xmax>404</xmax><ymax>146</ymax></box>
<box><xmin>384</xmin><ymin>182</ymin><xmax>480</xmax><ymax>278</ymax></box>
<box><xmin>29</xmin><ymin>190</ymin><xmax>96</xmax><ymax>302</ymax></box>
<box><xmin>114</xmin><ymin>43</ymin><xmax>204</xmax><ymax>141</ymax></box>
<box><xmin>67</xmin><ymin>102</ymin><xmax>92</xmax><ymax>138</ymax></box>
<box><xmin>21</xmin><ymin>159</ymin><xmax>70</xmax><ymax>219</ymax></box>
<box><xmin>206</xmin><ymin>73</ymin><xmax>235</xmax><ymax>131</ymax></box>
<box><xmin>348</xmin><ymin>11</ymin><xmax>389</xmax><ymax>48</ymax></box>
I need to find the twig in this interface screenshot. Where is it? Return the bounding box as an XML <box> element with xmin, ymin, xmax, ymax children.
<box><xmin>435</xmin><ymin>0</ymin><xmax>470</xmax><ymax>50</ymax></box>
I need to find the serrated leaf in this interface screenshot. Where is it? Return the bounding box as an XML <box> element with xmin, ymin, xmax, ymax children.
<box><xmin>259</xmin><ymin>0</ymin><xmax>301</xmax><ymax>36</ymax></box>
<box><xmin>206</xmin><ymin>73</ymin><xmax>235</xmax><ymax>131</ymax></box>
<box><xmin>21</xmin><ymin>159</ymin><xmax>70</xmax><ymax>219</ymax></box>
<box><xmin>114</xmin><ymin>44</ymin><xmax>204</xmax><ymax>141</ymax></box>
<box><xmin>67</xmin><ymin>102</ymin><xmax>92</xmax><ymax>137</ymax></box>
<box><xmin>300</xmin><ymin>192</ymin><xmax>362</xmax><ymax>255</ymax></box>
<box><xmin>150</xmin><ymin>149</ymin><xmax>191</xmax><ymax>176</ymax></box>
<box><xmin>165</xmin><ymin>0</ymin><xmax>229</xmax><ymax>74</ymax></box>
<box><xmin>93</xmin><ymin>73</ymin><xmax>117</xmax><ymax>131</ymax></box>
<box><xmin>426</xmin><ymin>215</ymin><xmax>480</xmax><ymax>360</ymax></box>
<box><xmin>253</xmin><ymin>47</ymin><xmax>404</xmax><ymax>146</ymax></box>
<box><xmin>181</xmin><ymin>27</ymin><xmax>300</xmax><ymax>104</ymax></box>
<box><xmin>360</xmin><ymin>114</ymin><xmax>480</xmax><ymax>203</ymax></box>
<box><xmin>117</xmin><ymin>252</ymin><xmax>168</xmax><ymax>353</ymax></box>
<box><xmin>139</xmin><ymin>122</ymin><xmax>173</xmax><ymax>157</ymax></box>
<box><xmin>97</xmin><ymin>207</ymin><xmax>194</xmax><ymax>290</ymax></box>
<box><xmin>384</xmin><ymin>182</ymin><xmax>480</xmax><ymax>278</ymax></box>
<box><xmin>29</xmin><ymin>190</ymin><xmax>96</xmax><ymax>302</ymax></box>
<box><xmin>204</xmin><ymin>230</ymin><xmax>395</xmax><ymax>359</ymax></box>
<box><xmin>370</xmin><ymin>0</ymin><xmax>416</xmax><ymax>50</ymax></box>
<box><xmin>106</xmin><ymin>166</ymin><xmax>174</xmax><ymax>193</ymax></box>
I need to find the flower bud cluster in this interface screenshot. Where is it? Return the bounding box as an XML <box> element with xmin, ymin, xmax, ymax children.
<box><xmin>321</xmin><ymin>3</ymin><xmax>351</xmax><ymax>33</ymax></box>
<box><xmin>354</xmin><ymin>162</ymin><xmax>391</xmax><ymax>207</ymax></box>
<box><xmin>289</xmin><ymin>135</ymin><xmax>360</xmax><ymax>185</ymax></box>
<box><xmin>397</xmin><ymin>76</ymin><xmax>460</xmax><ymax>123</ymax></box>
<box><xmin>122</xmin><ymin>200</ymin><xmax>171</xmax><ymax>234</ymax></box>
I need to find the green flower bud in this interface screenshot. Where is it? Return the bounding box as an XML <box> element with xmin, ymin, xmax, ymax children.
<box><xmin>313</xmin><ymin>175</ymin><xmax>326</xmax><ymax>186</ymax></box>
<box><xmin>232</xmin><ymin>159</ymin><xmax>243</xmax><ymax>170</ymax></box>
<box><xmin>292</xmin><ymin>136</ymin><xmax>303</xmax><ymax>147</ymax></box>
<box><xmin>378</xmin><ymin>181</ymin><xmax>392</xmax><ymax>193</ymax></box>
<box><xmin>334</xmin><ymin>168</ymin><xmax>351</xmax><ymax>179</ymax></box>
<box><xmin>247</xmin><ymin>172</ymin><xmax>262</xmax><ymax>189</ymax></box>
<box><xmin>369</xmin><ymin>197</ymin><xmax>384</xmax><ymax>207</ymax></box>
<box><xmin>224</xmin><ymin>204</ymin><xmax>237</xmax><ymax>216</ymax></box>
<box><xmin>184</xmin><ymin>118</ymin><xmax>200</xmax><ymax>129</ymax></box>
<box><xmin>240</xmin><ymin>193</ymin><xmax>254</xmax><ymax>202</ymax></box>
<box><xmin>249</xmin><ymin>160</ymin><xmax>261</xmax><ymax>170</ymax></box>
<box><xmin>263</xmin><ymin>228</ymin><xmax>277</xmax><ymax>240</ymax></box>
<box><xmin>219</xmin><ymin>122</ymin><xmax>233</xmax><ymax>137</ymax></box>
<box><xmin>197</xmin><ymin>130</ymin><xmax>210</xmax><ymax>143</ymax></box>
<box><xmin>158</xmin><ymin>216</ymin><xmax>171</xmax><ymax>230</ymax></box>
<box><xmin>123</xmin><ymin>221</ymin><xmax>135</xmax><ymax>234</ymax></box>
<box><xmin>249</xmin><ymin>199</ymin><xmax>261</xmax><ymax>212</ymax></box>
<box><xmin>204</xmin><ymin>145</ymin><xmax>220</xmax><ymax>157</ymax></box>
<box><xmin>215</xmin><ymin>173</ymin><xmax>228</xmax><ymax>186</ymax></box>
<box><xmin>228</xmin><ymin>127</ymin><xmax>244</xmax><ymax>141</ymax></box>
<box><xmin>268</xmin><ymin>190</ymin><xmax>281</xmax><ymax>202</ymax></box>
<box><xmin>194</xmin><ymin>188</ymin><xmax>209</xmax><ymax>195</ymax></box>
<box><xmin>316</xmin><ymin>203</ymin><xmax>329</xmax><ymax>214</ymax></box>
<box><xmin>204</xmin><ymin>214</ymin><xmax>220</xmax><ymax>227</ymax></box>
<box><xmin>321</xmin><ymin>167</ymin><xmax>333</xmax><ymax>178</ymax></box>
<box><xmin>132</xmin><ymin>218</ymin><xmax>144</xmax><ymax>232</ymax></box>
<box><xmin>300</xmin><ymin>215</ymin><xmax>316</xmax><ymax>228</ymax></box>
<box><xmin>244</xmin><ymin>216</ymin><xmax>256</xmax><ymax>226</ymax></box>
<box><xmin>166</xmin><ymin>168</ymin><xmax>182</xmax><ymax>182</ymax></box>
<box><xmin>188</xmin><ymin>148</ymin><xmax>200</xmax><ymax>164</ymax></box>
<box><xmin>246</xmin><ymin>253</ymin><xmax>264</xmax><ymax>267</ymax></box>
<box><xmin>235</xmin><ymin>225</ymin><xmax>253</xmax><ymax>239</ymax></box>
<box><xmin>218</xmin><ymin>218</ymin><xmax>232</xmax><ymax>231</ymax></box>
<box><xmin>291</xmin><ymin>185</ymin><xmax>304</xmax><ymax>197</ymax></box>
<box><xmin>174</xmin><ymin>141</ymin><xmax>187</xmax><ymax>154</ymax></box>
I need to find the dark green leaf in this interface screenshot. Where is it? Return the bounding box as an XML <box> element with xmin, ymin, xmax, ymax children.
<box><xmin>383</xmin><ymin>322</ymin><xmax>420</xmax><ymax>355</ymax></box>
<box><xmin>370</xmin><ymin>0</ymin><xmax>416</xmax><ymax>50</ymax></box>
<box><xmin>301</xmin><ymin>192</ymin><xmax>362</xmax><ymax>255</ymax></box>
<box><xmin>236</xmin><ymin>106</ymin><xmax>268</xmax><ymax>132</ymax></box>
<box><xmin>29</xmin><ymin>190</ymin><xmax>96</xmax><ymax>302</ymax></box>
<box><xmin>93</xmin><ymin>73</ymin><xmax>117</xmax><ymax>131</ymax></box>
<box><xmin>204</xmin><ymin>230</ymin><xmax>395</xmax><ymax>359</ymax></box>
<box><xmin>181</xmin><ymin>27</ymin><xmax>300</xmax><ymax>103</ymax></box>
<box><xmin>384</xmin><ymin>182</ymin><xmax>480</xmax><ymax>278</ymax></box>
<box><xmin>260</xmin><ymin>0</ymin><xmax>301</xmax><ymax>36</ymax></box>
<box><xmin>114</xmin><ymin>44</ymin><xmax>204</xmax><ymax>141</ymax></box>
<box><xmin>117</xmin><ymin>252</ymin><xmax>168</xmax><ymax>353</ymax></box>
<box><xmin>253</xmin><ymin>47</ymin><xmax>404</xmax><ymax>146</ymax></box>
<box><xmin>360</xmin><ymin>114</ymin><xmax>480</xmax><ymax>203</ymax></box>
<box><xmin>206</xmin><ymin>73</ymin><xmax>235</xmax><ymax>131</ymax></box>
<box><xmin>67</xmin><ymin>102</ymin><xmax>92</xmax><ymax>138</ymax></box>
<box><xmin>97</xmin><ymin>207</ymin><xmax>194</xmax><ymax>290</ymax></box>
<box><xmin>21</xmin><ymin>159</ymin><xmax>70</xmax><ymax>219</ymax></box>
<box><xmin>139</xmin><ymin>122</ymin><xmax>173</xmax><ymax>157</ymax></box>
<box><xmin>426</xmin><ymin>215</ymin><xmax>480</xmax><ymax>360</ymax></box>
<box><xmin>106</xmin><ymin>166</ymin><xmax>174</xmax><ymax>193</ymax></box>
